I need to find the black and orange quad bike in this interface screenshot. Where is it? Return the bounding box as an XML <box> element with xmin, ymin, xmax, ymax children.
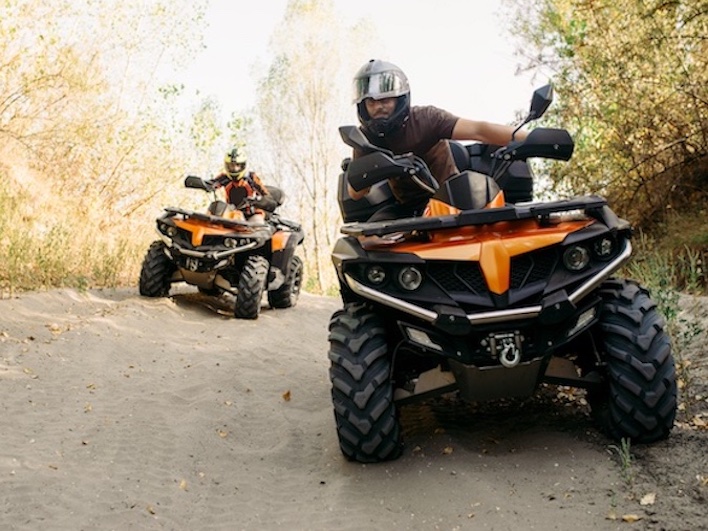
<box><xmin>139</xmin><ymin>176</ymin><xmax>304</xmax><ymax>319</ymax></box>
<box><xmin>328</xmin><ymin>85</ymin><xmax>677</xmax><ymax>462</ymax></box>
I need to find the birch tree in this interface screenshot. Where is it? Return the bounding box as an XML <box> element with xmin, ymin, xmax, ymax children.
<box><xmin>255</xmin><ymin>0</ymin><xmax>380</xmax><ymax>293</ymax></box>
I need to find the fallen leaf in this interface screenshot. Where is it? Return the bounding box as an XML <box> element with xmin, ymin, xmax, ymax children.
<box><xmin>622</xmin><ymin>514</ymin><xmax>642</xmax><ymax>523</ymax></box>
<box><xmin>147</xmin><ymin>505</ymin><xmax>156</xmax><ymax>515</ymax></box>
<box><xmin>179</xmin><ymin>479</ymin><xmax>188</xmax><ymax>490</ymax></box>
<box><xmin>84</xmin><ymin>403</ymin><xmax>92</xmax><ymax>413</ymax></box>
<box><xmin>217</xmin><ymin>429</ymin><xmax>228</xmax><ymax>438</ymax></box>
<box><xmin>47</xmin><ymin>323</ymin><xmax>62</xmax><ymax>334</ymax></box>
<box><xmin>692</xmin><ymin>416</ymin><xmax>707</xmax><ymax>428</ymax></box>
<box><xmin>282</xmin><ymin>390</ymin><xmax>291</xmax><ymax>402</ymax></box>
<box><xmin>640</xmin><ymin>492</ymin><xmax>656</xmax><ymax>506</ymax></box>
<box><xmin>442</xmin><ymin>446</ymin><xmax>454</xmax><ymax>455</ymax></box>
<box><xmin>606</xmin><ymin>510</ymin><xmax>618</xmax><ymax>521</ymax></box>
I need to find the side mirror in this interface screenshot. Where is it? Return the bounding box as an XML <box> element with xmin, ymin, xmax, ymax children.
<box><xmin>529</xmin><ymin>84</ymin><xmax>553</xmax><ymax>121</ymax></box>
<box><xmin>513</xmin><ymin>84</ymin><xmax>554</xmax><ymax>139</ymax></box>
<box><xmin>339</xmin><ymin>125</ymin><xmax>394</xmax><ymax>156</ymax></box>
<box><xmin>184</xmin><ymin>175</ymin><xmax>207</xmax><ymax>190</ymax></box>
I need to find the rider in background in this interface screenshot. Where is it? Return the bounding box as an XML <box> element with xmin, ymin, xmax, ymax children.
<box><xmin>348</xmin><ymin>59</ymin><xmax>528</xmax><ymax>221</ymax></box>
<box><xmin>209</xmin><ymin>147</ymin><xmax>279</xmax><ymax>222</ymax></box>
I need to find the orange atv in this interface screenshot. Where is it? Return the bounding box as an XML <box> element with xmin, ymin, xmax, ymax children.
<box><xmin>139</xmin><ymin>175</ymin><xmax>304</xmax><ymax>319</ymax></box>
<box><xmin>328</xmin><ymin>85</ymin><xmax>677</xmax><ymax>462</ymax></box>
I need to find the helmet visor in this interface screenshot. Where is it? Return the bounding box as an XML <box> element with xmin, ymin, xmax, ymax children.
<box><xmin>352</xmin><ymin>71</ymin><xmax>409</xmax><ymax>104</ymax></box>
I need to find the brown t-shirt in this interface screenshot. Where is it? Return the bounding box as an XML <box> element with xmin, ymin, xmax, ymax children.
<box><xmin>354</xmin><ymin>105</ymin><xmax>459</xmax><ymax>205</ymax></box>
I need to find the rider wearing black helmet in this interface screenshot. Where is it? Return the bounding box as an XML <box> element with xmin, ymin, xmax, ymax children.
<box><xmin>349</xmin><ymin>59</ymin><xmax>528</xmax><ymax>221</ymax></box>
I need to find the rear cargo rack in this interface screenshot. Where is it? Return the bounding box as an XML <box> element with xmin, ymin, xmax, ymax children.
<box><xmin>340</xmin><ymin>195</ymin><xmax>608</xmax><ymax>237</ymax></box>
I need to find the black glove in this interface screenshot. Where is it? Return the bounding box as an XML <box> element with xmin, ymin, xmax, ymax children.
<box><xmin>252</xmin><ymin>193</ymin><xmax>278</xmax><ymax>213</ymax></box>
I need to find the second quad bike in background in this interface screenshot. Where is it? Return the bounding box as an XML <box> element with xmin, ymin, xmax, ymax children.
<box><xmin>327</xmin><ymin>85</ymin><xmax>677</xmax><ymax>462</ymax></box>
<box><xmin>139</xmin><ymin>175</ymin><xmax>305</xmax><ymax>319</ymax></box>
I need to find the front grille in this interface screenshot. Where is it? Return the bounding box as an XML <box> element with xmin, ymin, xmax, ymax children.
<box><xmin>427</xmin><ymin>261</ymin><xmax>488</xmax><ymax>295</ymax></box>
<box><xmin>172</xmin><ymin>229</ymin><xmax>230</xmax><ymax>249</ymax></box>
<box><xmin>510</xmin><ymin>248</ymin><xmax>558</xmax><ymax>289</ymax></box>
<box><xmin>202</xmin><ymin>235</ymin><xmax>229</xmax><ymax>247</ymax></box>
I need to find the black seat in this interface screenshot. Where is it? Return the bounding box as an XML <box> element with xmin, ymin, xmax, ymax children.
<box><xmin>266</xmin><ymin>186</ymin><xmax>285</xmax><ymax>208</ymax></box>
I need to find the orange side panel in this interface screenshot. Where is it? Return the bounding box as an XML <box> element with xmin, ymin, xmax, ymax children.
<box><xmin>271</xmin><ymin>231</ymin><xmax>289</xmax><ymax>252</ymax></box>
<box><xmin>424</xmin><ymin>199</ymin><xmax>460</xmax><ymax>217</ymax></box>
<box><xmin>488</xmin><ymin>190</ymin><xmax>506</xmax><ymax>208</ymax></box>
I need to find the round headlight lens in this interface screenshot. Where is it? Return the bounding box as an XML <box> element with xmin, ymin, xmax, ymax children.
<box><xmin>563</xmin><ymin>246</ymin><xmax>590</xmax><ymax>271</ymax></box>
<box><xmin>593</xmin><ymin>237</ymin><xmax>614</xmax><ymax>259</ymax></box>
<box><xmin>365</xmin><ymin>265</ymin><xmax>387</xmax><ymax>285</ymax></box>
<box><xmin>161</xmin><ymin>224</ymin><xmax>177</xmax><ymax>237</ymax></box>
<box><xmin>398</xmin><ymin>266</ymin><xmax>423</xmax><ymax>291</ymax></box>
<box><xmin>224</xmin><ymin>238</ymin><xmax>238</xmax><ymax>249</ymax></box>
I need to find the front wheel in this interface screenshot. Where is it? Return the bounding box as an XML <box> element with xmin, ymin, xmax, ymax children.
<box><xmin>234</xmin><ymin>255</ymin><xmax>269</xmax><ymax>319</ymax></box>
<box><xmin>328</xmin><ymin>303</ymin><xmax>402</xmax><ymax>463</ymax></box>
<box><xmin>268</xmin><ymin>256</ymin><xmax>304</xmax><ymax>309</ymax></box>
<box><xmin>138</xmin><ymin>241</ymin><xmax>176</xmax><ymax>297</ymax></box>
<box><xmin>589</xmin><ymin>279</ymin><xmax>677</xmax><ymax>443</ymax></box>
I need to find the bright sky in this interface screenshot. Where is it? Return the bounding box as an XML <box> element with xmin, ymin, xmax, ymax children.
<box><xmin>180</xmin><ymin>0</ymin><xmax>543</xmax><ymax>124</ymax></box>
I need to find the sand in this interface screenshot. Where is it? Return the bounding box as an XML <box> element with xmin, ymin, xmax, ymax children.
<box><xmin>1</xmin><ymin>288</ymin><xmax>706</xmax><ymax>530</ymax></box>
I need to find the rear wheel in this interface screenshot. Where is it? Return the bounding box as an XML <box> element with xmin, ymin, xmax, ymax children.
<box><xmin>589</xmin><ymin>279</ymin><xmax>677</xmax><ymax>443</ymax></box>
<box><xmin>139</xmin><ymin>241</ymin><xmax>176</xmax><ymax>297</ymax></box>
<box><xmin>234</xmin><ymin>256</ymin><xmax>268</xmax><ymax>319</ymax></box>
<box><xmin>328</xmin><ymin>303</ymin><xmax>403</xmax><ymax>462</ymax></box>
<box><xmin>268</xmin><ymin>256</ymin><xmax>304</xmax><ymax>309</ymax></box>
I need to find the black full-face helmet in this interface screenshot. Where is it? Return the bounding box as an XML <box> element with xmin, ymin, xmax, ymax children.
<box><xmin>352</xmin><ymin>59</ymin><xmax>411</xmax><ymax>137</ymax></box>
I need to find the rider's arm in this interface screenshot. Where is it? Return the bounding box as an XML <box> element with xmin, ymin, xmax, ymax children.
<box><xmin>347</xmin><ymin>183</ymin><xmax>371</xmax><ymax>200</ymax></box>
<box><xmin>452</xmin><ymin>119</ymin><xmax>528</xmax><ymax>145</ymax></box>
<box><xmin>206</xmin><ymin>173</ymin><xmax>232</xmax><ymax>189</ymax></box>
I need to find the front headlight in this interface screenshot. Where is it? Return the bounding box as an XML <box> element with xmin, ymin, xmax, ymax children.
<box><xmin>398</xmin><ymin>266</ymin><xmax>423</xmax><ymax>291</ymax></box>
<box><xmin>158</xmin><ymin>223</ymin><xmax>177</xmax><ymax>237</ymax></box>
<box><xmin>563</xmin><ymin>245</ymin><xmax>590</xmax><ymax>271</ymax></box>
<box><xmin>224</xmin><ymin>238</ymin><xmax>238</xmax><ymax>249</ymax></box>
<box><xmin>592</xmin><ymin>237</ymin><xmax>614</xmax><ymax>260</ymax></box>
<box><xmin>365</xmin><ymin>265</ymin><xmax>387</xmax><ymax>285</ymax></box>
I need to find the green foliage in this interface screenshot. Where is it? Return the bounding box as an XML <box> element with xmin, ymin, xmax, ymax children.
<box><xmin>608</xmin><ymin>438</ymin><xmax>634</xmax><ymax>488</ymax></box>
<box><xmin>508</xmin><ymin>0</ymin><xmax>708</xmax><ymax>230</ymax></box>
<box><xmin>623</xmin><ymin>230</ymin><xmax>705</xmax><ymax>417</ymax></box>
